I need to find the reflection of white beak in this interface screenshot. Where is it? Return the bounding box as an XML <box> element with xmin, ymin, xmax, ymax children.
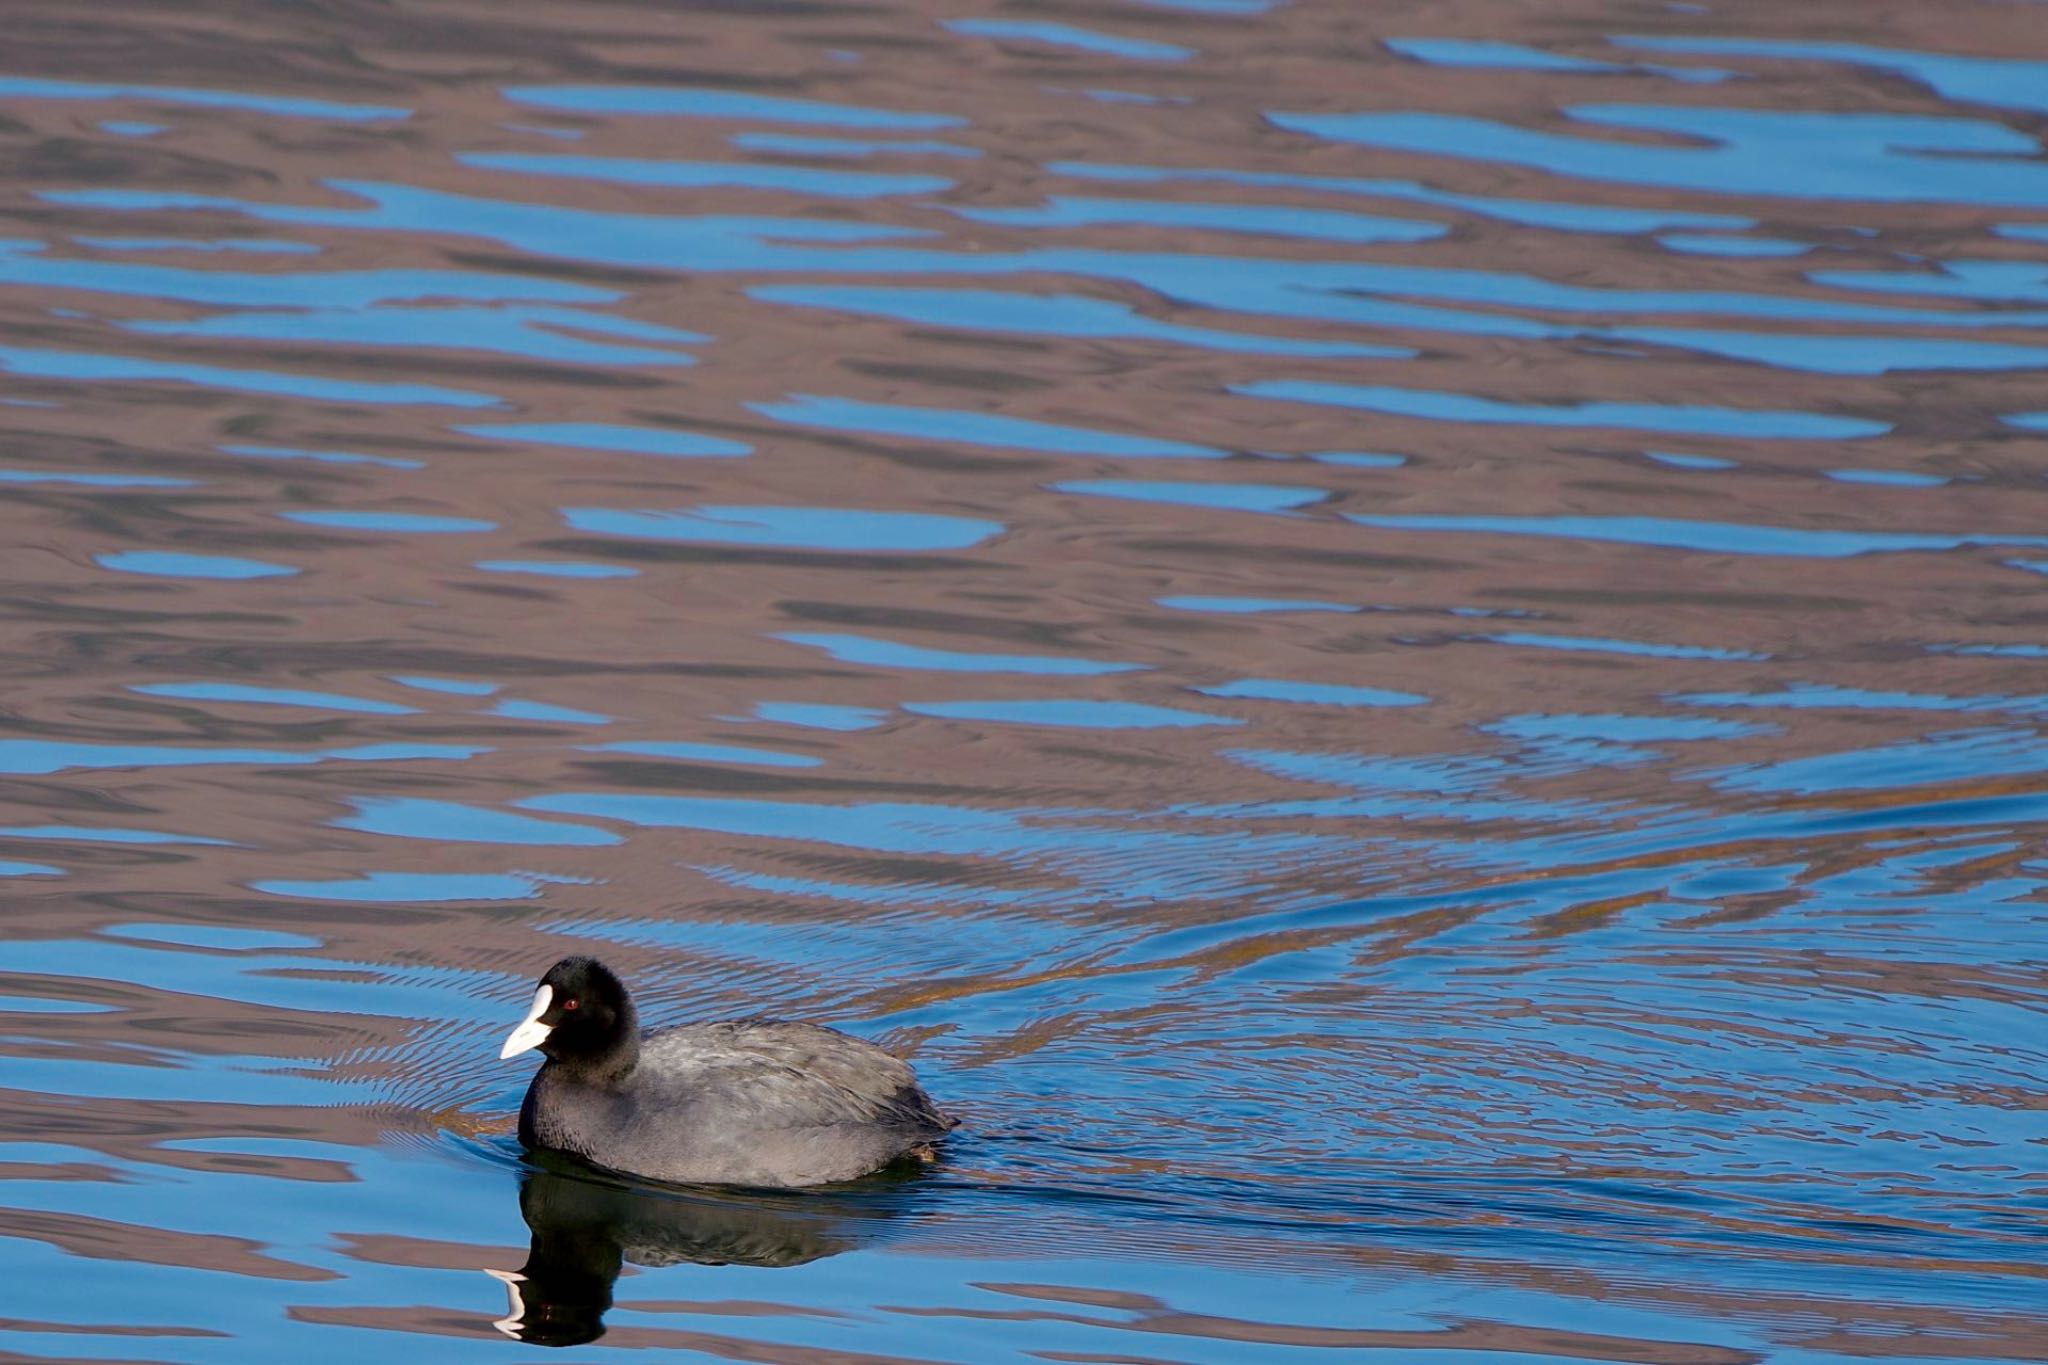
<box><xmin>499</xmin><ymin>984</ymin><xmax>553</xmax><ymax>1060</ymax></box>
<box><xmin>485</xmin><ymin>1266</ymin><xmax>527</xmax><ymax>1337</ymax></box>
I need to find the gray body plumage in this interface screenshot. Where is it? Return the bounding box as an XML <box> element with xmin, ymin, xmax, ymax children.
<box><xmin>519</xmin><ymin>1017</ymin><xmax>954</xmax><ymax>1188</ymax></box>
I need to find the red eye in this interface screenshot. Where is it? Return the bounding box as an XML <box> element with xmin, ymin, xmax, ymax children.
<box><xmin>562</xmin><ymin>998</ymin><xmax>579</xmax><ymax>1011</ymax></box>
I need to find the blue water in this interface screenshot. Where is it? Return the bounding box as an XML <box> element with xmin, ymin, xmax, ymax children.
<box><xmin>0</xmin><ymin>74</ymin><xmax>409</xmax><ymax>120</ymax></box>
<box><xmin>2</xmin><ymin>4</ymin><xmax>2045</xmax><ymax>1363</ymax></box>
<box><xmin>1272</xmin><ymin>104</ymin><xmax>2048</xmax><ymax>206</ymax></box>
<box><xmin>1345</xmin><ymin>513</ymin><xmax>2048</xmax><ymax>557</ymax></box>
<box><xmin>392</xmin><ymin>676</ymin><xmax>500</xmax><ymax>695</ymax></box>
<box><xmin>96</xmin><ymin>552</ymin><xmax>299</xmax><ymax>581</ymax></box>
<box><xmin>583</xmin><ymin>741</ymin><xmax>825</xmax><ymax>768</ymax></box>
<box><xmin>751</xmin><ymin>702</ymin><xmax>891</xmax><ymax>731</ymax></box>
<box><xmin>281</xmin><ymin>510</ymin><xmax>499</xmax><ymax>532</ymax></box>
<box><xmin>775</xmin><ymin>632</ymin><xmax>1145</xmax><ymax>675</ymax></box>
<box><xmin>76</xmin><ymin>235</ymin><xmax>323</xmax><ymax>253</ymax></box>
<box><xmin>473</xmin><ymin>559</ymin><xmax>641</xmax><ymax>578</ymax></box>
<box><xmin>1052</xmin><ymin>478</ymin><xmax>1328</xmax><ymax>512</ymax></box>
<box><xmin>0</xmin><ymin>469</ymin><xmax>194</xmax><ymax>486</ymax></box>
<box><xmin>559</xmin><ymin>504</ymin><xmax>1004</xmax><ymax>550</ymax></box>
<box><xmin>456</xmin><ymin>421</ymin><xmax>749</xmax><ymax>458</ymax></box>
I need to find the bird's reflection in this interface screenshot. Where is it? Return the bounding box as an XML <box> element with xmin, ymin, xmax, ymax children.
<box><xmin>488</xmin><ymin>1157</ymin><xmax>923</xmax><ymax>1346</ymax></box>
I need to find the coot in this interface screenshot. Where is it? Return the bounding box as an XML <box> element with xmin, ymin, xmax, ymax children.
<box><xmin>499</xmin><ymin>956</ymin><xmax>955</xmax><ymax>1187</ymax></box>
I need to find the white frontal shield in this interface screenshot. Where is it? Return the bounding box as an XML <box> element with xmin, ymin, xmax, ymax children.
<box><xmin>499</xmin><ymin>984</ymin><xmax>553</xmax><ymax>1060</ymax></box>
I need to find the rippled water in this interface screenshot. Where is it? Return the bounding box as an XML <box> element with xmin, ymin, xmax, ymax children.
<box><xmin>3</xmin><ymin>1</ymin><xmax>2045</xmax><ymax>1360</ymax></box>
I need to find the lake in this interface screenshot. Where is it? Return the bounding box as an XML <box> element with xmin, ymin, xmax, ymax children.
<box><xmin>0</xmin><ymin>1</ymin><xmax>2044</xmax><ymax>1361</ymax></box>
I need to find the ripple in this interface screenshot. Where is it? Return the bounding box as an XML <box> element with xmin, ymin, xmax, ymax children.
<box><xmin>1387</xmin><ymin>36</ymin><xmax>1727</xmax><ymax>81</ymax></box>
<box><xmin>944</xmin><ymin>19</ymin><xmax>1194</xmax><ymax>61</ymax></box>
<box><xmin>335</xmin><ymin>798</ymin><xmax>621</xmax><ymax>846</ymax></box>
<box><xmin>1195</xmin><ymin>678</ymin><xmax>1428</xmax><ymax>707</ymax></box>
<box><xmin>108</xmin><ymin>923</ymin><xmax>322</xmax><ymax>950</ymax></box>
<box><xmin>0</xmin><ymin>740</ymin><xmax>487</xmax><ymax>774</ymax></box>
<box><xmin>1307</xmin><ymin>451</ymin><xmax>1405</xmax><ymax>468</ymax></box>
<box><xmin>77</xmin><ymin>235</ymin><xmax>320</xmax><ymax>254</ymax></box>
<box><xmin>501</xmin><ymin>86</ymin><xmax>965</xmax><ymax>129</ymax></box>
<box><xmin>1346</xmin><ymin>513</ymin><xmax>2048</xmax><ymax>557</ymax></box>
<box><xmin>0</xmin><ymin>239</ymin><xmax>612</xmax><ymax>307</ymax></box>
<box><xmin>903</xmin><ymin>699</ymin><xmax>1241</xmax><ymax>728</ymax></box>
<box><xmin>460</xmin><ymin>152</ymin><xmax>953</xmax><ymax>199</ymax></box>
<box><xmin>1476</xmin><ymin>632</ymin><xmax>1770</xmax><ymax>661</ymax></box>
<box><xmin>1645</xmin><ymin>451</ymin><xmax>1736</xmax><ymax>470</ymax></box>
<box><xmin>1052</xmin><ymin>479</ymin><xmax>1327</xmax><ymax>513</ymax></box>
<box><xmin>1241</xmin><ymin>380</ymin><xmax>1890</xmax><ymax>438</ymax></box>
<box><xmin>281</xmin><ymin>510</ymin><xmax>497</xmax><ymax>533</ymax></box>
<box><xmin>249</xmin><ymin>870</ymin><xmax>549</xmax><ymax>902</ymax></box>
<box><xmin>1158</xmin><ymin>596</ymin><xmax>1357</xmax><ymax>614</ymax></box>
<box><xmin>1272</xmin><ymin>104</ymin><xmax>2048</xmax><ymax>206</ymax></box>
<box><xmin>1657</xmin><ymin>232</ymin><xmax>1810</xmax><ymax>258</ymax></box>
<box><xmin>473</xmin><ymin>559</ymin><xmax>638</xmax><ymax>578</ymax></box>
<box><xmin>1612</xmin><ymin>36</ymin><xmax>2048</xmax><ymax>115</ymax></box>
<box><xmin>731</xmin><ymin>132</ymin><xmax>981</xmax><ymax>159</ymax></box>
<box><xmin>0</xmin><ymin>470</ymin><xmax>193</xmax><ymax>487</ymax></box>
<box><xmin>1827</xmin><ymin>468</ymin><xmax>1950</xmax><ymax>486</ymax></box>
<box><xmin>560</xmin><ymin>504</ymin><xmax>1003</xmax><ymax>551</ymax></box>
<box><xmin>1707</xmin><ymin>727</ymin><xmax>2048</xmax><ymax>794</ymax></box>
<box><xmin>1674</xmin><ymin>684</ymin><xmax>2048</xmax><ymax>713</ymax></box>
<box><xmin>775</xmin><ymin>631</ymin><xmax>1143</xmax><ymax>675</ymax></box>
<box><xmin>0</xmin><ymin>824</ymin><xmax>232</xmax><ymax>845</ymax></box>
<box><xmin>1051</xmin><ymin>160</ymin><xmax>1754</xmax><ymax>233</ymax></box>
<box><xmin>751</xmin><ymin>702</ymin><xmax>889</xmax><ymax>731</ymax></box>
<box><xmin>755</xmin><ymin>283</ymin><xmax>1400</xmax><ymax>356</ymax></box>
<box><xmin>484</xmin><ymin>698</ymin><xmax>610</xmax><ymax>724</ymax></box>
<box><xmin>126</xmin><ymin>303</ymin><xmax>703</xmax><ymax>368</ymax></box>
<box><xmin>0</xmin><ymin>75</ymin><xmax>408</xmax><ymax>120</ymax></box>
<box><xmin>951</xmin><ymin>195</ymin><xmax>1445</xmax><ymax>245</ymax></box>
<box><xmin>581</xmin><ymin>741</ymin><xmax>823</xmax><ymax>768</ymax></box>
<box><xmin>220</xmin><ymin>443</ymin><xmax>424</xmax><ymax>469</ymax></box>
<box><xmin>131</xmin><ymin>682</ymin><xmax>420</xmax><ymax>714</ymax></box>
<box><xmin>455</xmin><ymin>421</ymin><xmax>746</xmax><ymax>458</ymax></box>
<box><xmin>0</xmin><ymin>342</ymin><xmax>501</xmax><ymax>406</ymax></box>
<box><xmin>752</xmin><ymin>392</ymin><xmax>1228</xmax><ymax>457</ymax></box>
<box><xmin>389</xmin><ymin>676</ymin><xmax>497</xmax><ymax>695</ymax></box>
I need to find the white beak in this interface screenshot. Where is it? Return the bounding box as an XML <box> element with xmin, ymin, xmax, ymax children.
<box><xmin>499</xmin><ymin>984</ymin><xmax>553</xmax><ymax>1060</ymax></box>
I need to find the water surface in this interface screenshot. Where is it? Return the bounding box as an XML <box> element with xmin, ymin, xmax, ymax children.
<box><xmin>1</xmin><ymin>1</ymin><xmax>2044</xmax><ymax>1361</ymax></box>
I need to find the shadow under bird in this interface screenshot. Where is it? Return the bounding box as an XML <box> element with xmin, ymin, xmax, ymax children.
<box><xmin>488</xmin><ymin>1162</ymin><xmax>915</xmax><ymax>1345</ymax></box>
<box><xmin>499</xmin><ymin>956</ymin><xmax>957</xmax><ymax>1187</ymax></box>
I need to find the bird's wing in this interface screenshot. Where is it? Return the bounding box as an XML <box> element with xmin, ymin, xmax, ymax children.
<box><xmin>638</xmin><ymin>1020</ymin><xmax>949</xmax><ymax>1132</ymax></box>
